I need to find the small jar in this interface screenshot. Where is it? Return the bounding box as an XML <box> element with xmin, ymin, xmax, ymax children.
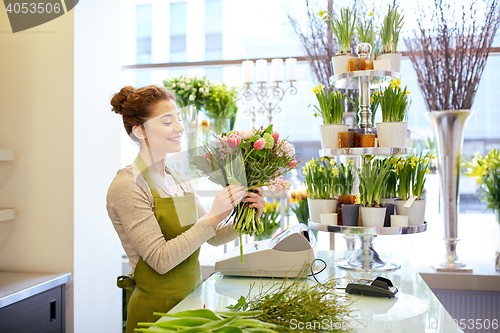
<box><xmin>365</xmin><ymin>59</ymin><xmax>374</xmax><ymax>70</ymax></box>
<box><xmin>348</xmin><ymin>58</ymin><xmax>365</xmax><ymax>71</ymax></box>
<box><xmin>338</xmin><ymin>131</ymin><xmax>356</xmax><ymax>148</ymax></box>
<box><xmin>358</xmin><ymin>133</ymin><xmax>376</xmax><ymax>147</ymax></box>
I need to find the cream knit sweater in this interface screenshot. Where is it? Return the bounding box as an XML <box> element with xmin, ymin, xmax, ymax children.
<box><xmin>106</xmin><ymin>163</ymin><xmax>238</xmax><ymax>275</ymax></box>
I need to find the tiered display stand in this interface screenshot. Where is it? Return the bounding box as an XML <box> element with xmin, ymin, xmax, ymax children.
<box><xmin>309</xmin><ymin>51</ymin><xmax>426</xmax><ymax>272</ymax></box>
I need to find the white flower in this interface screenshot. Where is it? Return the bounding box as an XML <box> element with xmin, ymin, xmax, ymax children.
<box><xmin>199</xmin><ymin>88</ymin><xmax>204</xmax><ymax>93</ymax></box>
<box><xmin>189</xmin><ymin>94</ymin><xmax>196</xmax><ymax>101</ymax></box>
<box><xmin>239</xmin><ymin>129</ymin><xmax>255</xmax><ymax>140</ymax></box>
<box><xmin>180</xmin><ymin>83</ymin><xmax>186</xmax><ymax>88</ymax></box>
<box><xmin>192</xmin><ymin>88</ymin><xmax>197</xmax><ymax>93</ymax></box>
<box><xmin>171</xmin><ymin>83</ymin><xmax>176</xmax><ymax>88</ymax></box>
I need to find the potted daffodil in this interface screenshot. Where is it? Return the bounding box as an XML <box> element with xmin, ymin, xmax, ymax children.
<box><xmin>376</xmin><ymin>4</ymin><xmax>403</xmax><ymax>72</ymax></box>
<box><xmin>312</xmin><ymin>84</ymin><xmax>348</xmax><ymax>149</ymax></box>
<box><xmin>320</xmin><ymin>8</ymin><xmax>356</xmax><ymax>75</ymax></box>
<box><xmin>355</xmin><ymin>156</ymin><xmax>392</xmax><ymax>227</ymax></box>
<box><xmin>303</xmin><ymin>157</ymin><xmax>339</xmax><ymax>222</ymax></box>
<box><xmin>376</xmin><ymin>78</ymin><xmax>411</xmax><ymax>148</ymax></box>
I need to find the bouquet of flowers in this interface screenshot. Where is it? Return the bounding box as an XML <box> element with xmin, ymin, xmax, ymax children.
<box><xmin>464</xmin><ymin>149</ymin><xmax>500</xmax><ymax>222</ymax></box>
<box><xmin>163</xmin><ymin>75</ymin><xmax>211</xmax><ymax>111</ymax></box>
<box><xmin>254</xmin><ymin>200</ymin><xmax>281</xmax><ymax>241</ymax></box>
<box><xmin>191</xmin><ymin>125</ymin><xmax>298</xmax><ymax>262</ymax></box>
<box><xmin>205</xmin><ymin>83</ymin><xmax>239</xmax><ymax>135</ymax></box>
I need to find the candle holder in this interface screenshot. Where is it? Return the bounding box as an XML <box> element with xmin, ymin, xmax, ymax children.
<box><xmin>242</xmin><ymin>80</ymin><xmax>297</xmax><ymax>126</ymax></box>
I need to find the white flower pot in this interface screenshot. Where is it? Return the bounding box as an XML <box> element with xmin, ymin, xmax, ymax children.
<box><xmin>376</xmin><ymin>122</ymin><xmax>408</xmax><ymax>148</ymax></box>
<box><xmin>373</xmin><ymin>59</ymin><xmax>391</xmax><ymax>71</ymax></box>
<box><xmin>319</xmin><ymin>124</ymin><xmax>349</xmax><ymax>149</ymax></box>
<box><xmin>360</xmin><ymin>206</ymin><xmax>386</xmax><ymax>227</ymax></box>
<box><xmin>391</xmin><ymin>215</ymin><xmax>409</xmax><ymax>227</ymax></box>
<box><xmin>308</xmin><ymin>198</ymin><xmax>338</xmax><ymax>223</ymax></box>
<box><xmin>395</xmin><ymin>199</ymin><xmax>426</xmax><ymax>226</ymax></box>
<box><xmin>376</xmin><ymin>52</ymin><xmax>402</xmax><ymax>73</ymax></box>
<box><xmin>332</xmin><ymin>54</ymin><xmax>354</xmax><ymax>75</ymax></box>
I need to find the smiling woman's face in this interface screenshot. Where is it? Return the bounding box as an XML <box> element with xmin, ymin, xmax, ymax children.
<box><xmin>142</xmin><ymin>99</ymin><xmax>184</xmax><ymax>156</ymax></box>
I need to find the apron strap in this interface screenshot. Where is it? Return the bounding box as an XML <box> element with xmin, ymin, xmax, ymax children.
<box><xmin>165</xmin><ymin>166</ymin><xmax>189</xmax><ymax>194</ymax></box>
<box><xmin>134</xmin><ymin>154</ymin><xmax>161</xmax><ymax>198</ymax></box>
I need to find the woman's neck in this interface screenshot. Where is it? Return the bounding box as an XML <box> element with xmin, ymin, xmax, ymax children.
<box><xmin>138</xmin><ymin>147</ymin><xmax>166</xmax><ymax>177</ymax></box>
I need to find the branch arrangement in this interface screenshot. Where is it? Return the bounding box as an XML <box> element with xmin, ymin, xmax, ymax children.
<box><xmin>404</xmin><ymin>0</ymin><xmax>500</xmax><ymax>111</ymax></box>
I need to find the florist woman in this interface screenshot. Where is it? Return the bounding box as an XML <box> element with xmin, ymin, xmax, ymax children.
<box><xmin>106</xmin><ymin>85</ymin><xmax>265</xmax><ymax>333</ymax></box>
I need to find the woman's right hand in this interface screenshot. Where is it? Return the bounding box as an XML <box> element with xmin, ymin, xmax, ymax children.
<box><xmin>205</xmin><ymin>185</ymin><xmax>247</xmax><ymax>230</ymax></box>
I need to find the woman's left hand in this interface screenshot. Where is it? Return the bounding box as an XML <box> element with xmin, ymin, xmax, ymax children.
<box><xmin>242</xmin><ymin>187</ymin><xmax>265</xmax><ymax>218</ymax></box>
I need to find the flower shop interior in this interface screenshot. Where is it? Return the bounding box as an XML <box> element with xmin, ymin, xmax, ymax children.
<box><xmin>0</xmin><ymin>0</ymin><xmax>499</xmax><ymax>332</ymax></box>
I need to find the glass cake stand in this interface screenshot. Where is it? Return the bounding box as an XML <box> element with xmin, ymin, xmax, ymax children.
<box><xmin>309</xmin><ymin>221</ymin><xmax>427</xmax><ymax>272</ymax></box>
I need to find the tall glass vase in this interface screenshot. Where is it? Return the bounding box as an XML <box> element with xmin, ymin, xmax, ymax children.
<box><xmin>210</xmin><ymin>116</ymin><xmax>231</xmax><ymax>136</ymax></box>
<box><xmin>181</xmin><ymin>104</ymin><xmax>199</xmax><ymax>151</ymax></box>
<box><xmin>424</xmin><ymin>110</ymin><xmax>474</xmax><ymax>272</ymax></box>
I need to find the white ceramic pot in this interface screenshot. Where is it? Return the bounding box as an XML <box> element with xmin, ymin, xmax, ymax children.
<box><xmin>373</xmin><ymin>59</ymin><xmax>391</xmax><ymax>71</ymax></box>
<box><xmin>320</xmin><ymin>213</ymin><xmax>338</xmax><ymax>226</ymax></box>
<box><xmin>319</xmin><ymin>124</ymin><xmax>349</xmax><ymax>149</ymax></box>
<box><xmin>332</xmin><ymin>54</ymin><xmax>354</xmax><ymax>75</ymax></box>
<box><xmin>391</xmin><ymin>215</ymin><xmax>409</xmax><ymax>227</ymax></box>
<box><xmin>394</xmin><ymin>199</ymin><xmax>408</xmax><ymax>216</ymax></box>
<box><xmin>394</xmin><ymin>199</ymin><xmax>426</xmax><ymax>226</ymax></box>
<box><xmin>376</xmin><ymin>122</ymin><xmax>408</xmax><ymax>148</ymax></box>
<box><xmin>409</xmin><ymin>200</ymin><xmax>426</xmax><ymax>226</ymax></box>
<box><xmin>360</xmin><ymin>206</ymin><xmax>386</xmax><ymax>227</ymax></box>
<box><xmin>308</xmin><ymin>198</ymin><xmax>338</xmax><ymax>223</ymax></box>
<box><xmin>376</xmin><ymin>52</ymin><xmax>402</xmax><ymax>72</ymax></box>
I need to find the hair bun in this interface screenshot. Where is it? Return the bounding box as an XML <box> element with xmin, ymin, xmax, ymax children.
<box><xmin>110</xmin><ymin>86</ymin><xmax>136</xmax><ymax>115</ymax></box>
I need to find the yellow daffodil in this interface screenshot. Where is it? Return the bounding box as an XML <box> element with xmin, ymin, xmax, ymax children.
<box><xmin>426</xmin><ymin>168</ymin><xmax>430</xmax><ymax>174</ymax></box>
<box><xmin>369</xmin><ymin>11</ymin><xmax>374</xmax><ymax>16</ymax></box>
<box><xmin>318</xmin><ymin>10</ymin><xmax>328</xmax><ymax>19</ymax></box>
<box><xmin>319</xmin><ymin>168</ymin><xmax>324</xmax><ymax>173</ymax></box>
<box><xmin>312</xmin><ymin>83</ymin><xmax>325</xmax><ymax>94</ymax></box>
<box><xmin>431</xmin><ymin>155</ymin><xmax>436</xmax><ymax>160</ymax></box>
<box><xmin>406</xmin><ymin>90</ymin><xmax>411</xmax><ymax>95</ymax></box>
<box><xmin>332</xmin><ymin>168</ymin><xmax>339</xmax><ymax>176</ymax></box>
<box><xmin>389</xmin><ymin>78</ymin><xmax>401</xmax><ymax>88</ymax></box>
<box><xmin>373</xmin><ymin>90</ymin><xmax>379</xmax><ymax>95</ymax></box>
<box><xmin>370</xmin><ymin>97</ymin><xmax>374</xmax><ymax>104</ymax></box>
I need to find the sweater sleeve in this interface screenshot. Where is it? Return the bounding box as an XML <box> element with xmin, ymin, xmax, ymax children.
<box><xmin>194</xmin><ymin>195</ymin><xmax>239</xmax><ymax>246</ymax></box>
<box><xmin>107</xmin><ymin>169</ymin><xmax>216</xmax><ymax>275</ymax></box>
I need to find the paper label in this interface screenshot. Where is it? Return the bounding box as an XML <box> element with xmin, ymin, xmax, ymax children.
<box><xmin>404</xmin><ymin>196</ymin><xmax>418</xmax><ymax>208</ymax></box>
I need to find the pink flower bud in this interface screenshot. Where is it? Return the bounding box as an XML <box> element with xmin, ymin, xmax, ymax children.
<box><xmin>227</xmin><ymin>134</ymin><xmax>241</xmax><ymax>148</ymax></box>
<box><xmin>204</xmin><ymin>153</ymin><xmax>209</xmax><ymax>159</ymax></box>
<box><xmin>254</xmin><ymin>138</ymin><xmax>266</xmax><ymax>150</ymax></box>
<box><xmin>288</xmin><ymin>159</ymin><xmax>298</xmax><ymax>168</ymax></box>
<box><xmin>272</xmin><ymin>131</ymin><xmax>279</xmax><ymax>142</ymax></box>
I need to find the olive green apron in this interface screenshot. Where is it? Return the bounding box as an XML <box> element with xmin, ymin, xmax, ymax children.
<box><xmin>123</xmin><ymin>155</ymin><xmax>202</xmax><ymax>333</ymax></box>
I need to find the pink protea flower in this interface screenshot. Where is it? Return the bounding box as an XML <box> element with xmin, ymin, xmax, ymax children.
<box><xmin>254</xmin><ymin>138</ymin><xmax>266</xmax><ymax>150</ymax></box>
<box><xmin>288</xmin><ymin>159</ymin><xmax>298</xmax><ymax>169</ymax></box>
<box><xmin>227</xmin><ymin>134</ymin><xmax>241</xmax><ymax>148</ymax></box>
<box><xmin>272</xmin><ymin>131</ymin><xmax>279</xmax><ymax>143</ymax></box>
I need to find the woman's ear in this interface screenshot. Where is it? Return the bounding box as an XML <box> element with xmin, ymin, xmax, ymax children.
<box><xmin>132</xmin><ymin>125</ymin><xmax>146</xmax><ymax>140</ymax></box>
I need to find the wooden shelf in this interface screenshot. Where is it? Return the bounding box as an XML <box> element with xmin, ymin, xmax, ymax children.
<box><xmin>0</xmin><ymin>150</ymin><xmax>14</xmax><ymax>161</ymax></box>
<box><xmin>0</xmin><ymin>208</ymin><xmax>15</xmax><ymax>221</ymax></box>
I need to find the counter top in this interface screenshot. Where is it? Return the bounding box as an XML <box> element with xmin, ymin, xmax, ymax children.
<box><xmin>162</xmin><ymin>251</ymin><xmax>462</xmax><ymax>332</ymax></box>
<box><xmin>416</xmin><ymin>257</ymin><xmax>500</xmax><ymax>292</ymax></box>
<box><xmin>0</xmin><ymin>272</ymin><xmax>71</xmax><ymax>308</ymax></box>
